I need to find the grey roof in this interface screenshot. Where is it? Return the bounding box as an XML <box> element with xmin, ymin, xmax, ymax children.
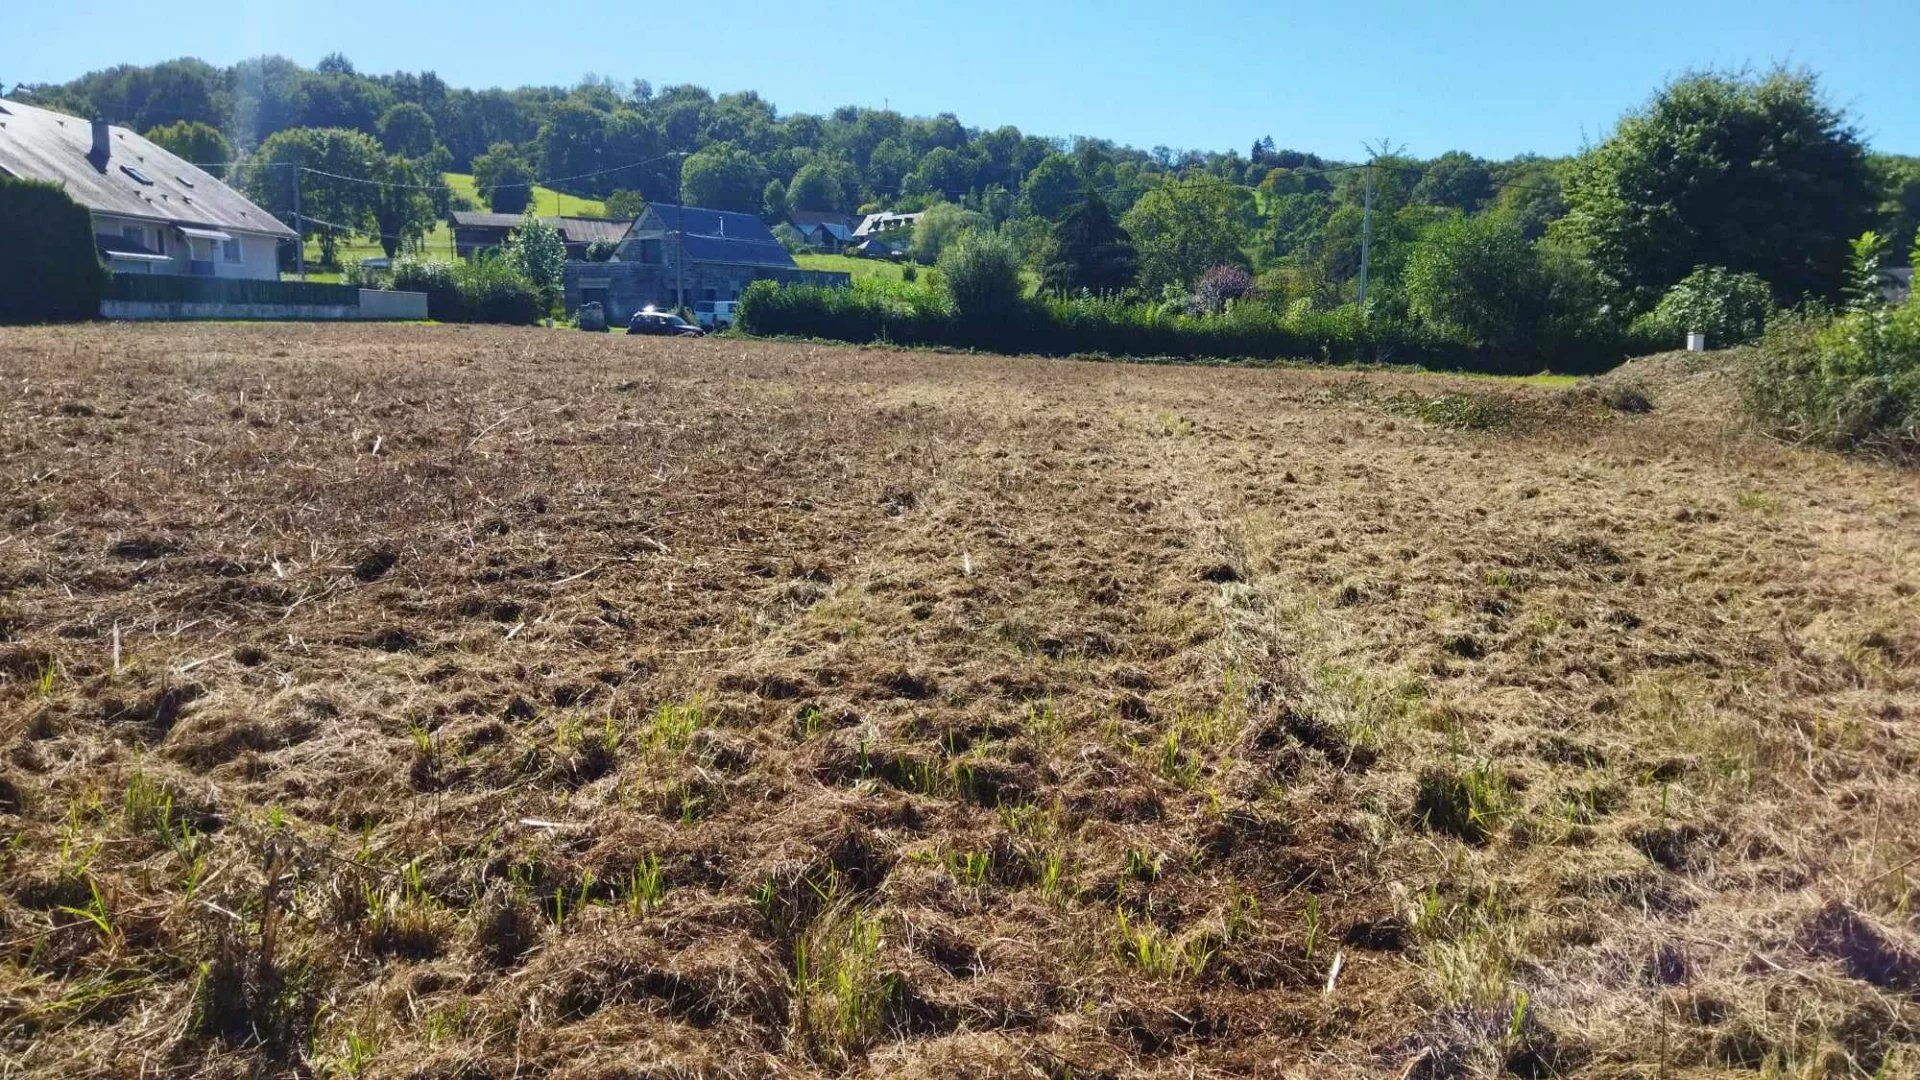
<box><xmin>0</xmin><ymin>98</ymin><xmax>295</xmax><ymax>238</ymax></box>
<box><xmin>853</xmin><ymin>211</ymin><xmax>920</xmax><ymax>238</ymax></box>
<box><xmin>451</xmin><ymin>211</ymin><xmax>524</xmax><ymax>230</ymax></box>
<box><xmin>553</xmin><ymin>216</ymin><xmax>632</xmax><ymax>245</ymax></box>
<box><xmin>635</xmin><ymin>204</ymin><xmax>796</xmax><ymax>269</ymax></box>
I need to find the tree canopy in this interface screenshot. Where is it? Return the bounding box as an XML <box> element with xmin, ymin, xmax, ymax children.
<box><xmin>1552</xmin><ymin>69</ymin><xmax>1874</xmax><ymax>308</ymax></box>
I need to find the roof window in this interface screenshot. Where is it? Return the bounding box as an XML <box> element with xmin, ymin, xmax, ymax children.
<box><xmin>120</xmin><ymin>164</ymin><xmax>155</xmax><ymax>185</ymax></box>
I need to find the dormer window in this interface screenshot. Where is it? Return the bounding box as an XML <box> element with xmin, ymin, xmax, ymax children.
<box><xmin>120</xmin><ymin>164</ymin><xmax>154</xmax><ymax>185</ymax></box>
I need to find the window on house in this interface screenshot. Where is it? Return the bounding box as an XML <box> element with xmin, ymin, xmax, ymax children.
<box><xmin>223</xmin><ymin>239</ymin><xmax>241</xmax><ymax>263</ymax></box>
<box><xmin>122</xmin><ymin>225</ymin><xmax>142</xmax><ymax>246</ymax></box>
<box><xmin>639</xmin><ymin>238</ymin><xmax>662</xmax><ymax>264</ymax></box>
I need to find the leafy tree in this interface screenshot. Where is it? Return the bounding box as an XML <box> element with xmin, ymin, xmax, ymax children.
<box><xmin>1552</xmin><ymin>69</ymin><xmax>1875</xmax><ymax>308</ymax></box>
<box><xmin>1120</xmin><ymin>178</ymin><xmax>1251</xmax><ymax>292</ymax></box>
<box><xmin>584</xmin><ymin>238</ymin><xmax>618</xmax><ymax>262</ymax></box>
<box><xmin>1870</xmin><ymin>155</ymin><xmax>1920</xmax><ymax>266</ymax></box>
<box><xmin>910</xmin><ymin>202</ymin><xmax>989</xmax><ymax>265</ymax></box>
<box><xmin>865</xmin><ymin>138</ymin><xmax>915</xmax><ymax>197</ymax></box>
<box><xmin>472</xmin><ymin>142</ymin><xmax>534</xmax><ymax>214</ymax></box>
<box><xmin>143</xmin><ymin>121</ymin><xmax>232</xmax><ymax>168</ymax></box>
<box><xmin>535</xmin><ymin>99</ymin><xmax>607</xmax><ymax>191</ymax></box>
<box><xmin>1021</xmin><ymin>153</ymin><xmax>1083</xmax><ymax>220</ymax></box>
<box><xmin>1404</xmin><ymin>213</ymin><xmax>1543</xmax><ymax>347</ymax></box>
<box><xmin>1632</xmin><ymin>265</ymin><xmax>1774</xmax><ymax>345</ymax></box>
<box><xmin>605</xmin><ymin>189</ymin><xmax>647</xmax><ymax>220</ymax></box>
<box><xmin>246</xmin><ymin>127</ymin><xmax>382</xmax><ymax>266</ymax></box>
<box><xmin>788</xmin><ymin>160</ymin><xmax>854</xmax><ymax>212</ymax></box>
<box><xmin>938</xmin><ymin>230</ymin><xmax>1025</xmax><ymax>322</ymax></box>
<box><xmin>680</xmin><ymin>141</ymin><xmax>767</xmax><ymax>213</ymax></box>
<box><xmin>368</xmin><ymin>154</ymin><xmax>442</xmax><ymax>258</ymax></box>
<box><xmin>377</xmin><ymin>103</ymin><xmax>439</xmax><ymax>158</ymax></box>
<box><xmin>1041</xmin><ymin>193</ymin><xmax>1136</xmax><ymax>295</ymax></box>
<box><xmin>506</xmin><ymin>212</ymin><xmax>566</xmax><ymax>309</ymax></box>
<box><xmin>905</xmin><ymin>147</ymin><xmax>974</xmax><ymax>200</ymax></box>
<box><xmin>763</xmin><ymin>178</ymin><xmax>789</xmax><ymax>219</ymax></box>
<box><xmin>1411</xmin><ymin>151</ymin><xmax>1493</xmax><ymax>212</ymax></box>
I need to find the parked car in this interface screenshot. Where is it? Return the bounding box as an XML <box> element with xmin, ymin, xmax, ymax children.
<box><xmin>626</xmin><ymin>309</ymin><xmax>705</xmax><ymax>337</ymax></box>
<box><xmin>692</xmin><ymin>300</ymin><xmax>740</xmax><ymax>330</ymax></box>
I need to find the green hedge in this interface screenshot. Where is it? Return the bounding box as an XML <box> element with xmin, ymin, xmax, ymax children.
<box><xmin>0</xmin><ymin>176</ymin><xmax>107</xmax><ymax>323</ymax></box>
<box><xmin>105</xmin><ymin>275</ymin><xmax>361</xmax><ymax>306</ymax></box>
<box><xmin>737</xmin><ymin>281</ymin><xmax>1645</xmax><ymax>375</ymax></box>
<box><xmin>390</xmin><ymin>256</ymin><xmax>542</xmax><ymax>325</ymax></box>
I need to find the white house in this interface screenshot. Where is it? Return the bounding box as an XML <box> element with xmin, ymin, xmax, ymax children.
<box><xmin>0</xmin><ymin>98</ymin><xmax>295</xmax><ymax>279</ymax></box>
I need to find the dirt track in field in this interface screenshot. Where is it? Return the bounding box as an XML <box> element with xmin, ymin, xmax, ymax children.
<box><xmin>1</xmin><ymin>325</ymin><xmax>1917</xmax><ymax>1078</ymax></box>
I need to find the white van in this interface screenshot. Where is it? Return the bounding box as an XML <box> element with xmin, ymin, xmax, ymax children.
<box><xmin>692</xmin><ymin>300</ymin><xmax>740</xmax><ymax>330</ymax></box>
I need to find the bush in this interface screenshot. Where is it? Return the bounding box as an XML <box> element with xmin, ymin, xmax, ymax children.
<box><xmin>388</xmin><ymin>256</ymin><xmax>540</xmax><ymax>324</ymax></box>
<box><xmin>1632</xmin><ymin>266</ymin><xmax>1774</xmax><ymax>348</ymax></box>
<box><xmin>937</xmin><ymin>231</ymin><xmax>1025</xmax><ymax>323</ymax></box>
<box><xmin>584</xmin><ymin>239</ymin><xmax>618</xmax><ymax>263</ymax></box>
<box><xmin>390</xmin><ymin>257</ymin><xmax>461</xmax><ymax>321</ymax></box>
<box><xmin>734</xmin><ymin>277</ymin><xmax>1613</xmax><ymax>374</ymax></box>
<box><xmin>0</xmin><ymin>176</ymin><xmax>107</xmax><ymax>323</ymax></box>
<box><xmin>1745</xmin><ymin>302</ymin><xmax>1919</xmax><ymax>456</ymax></box>
<box><xmin>454</xmin><ymin>259</ymin><xmax>544</xmax><ymax>325</ymax></box>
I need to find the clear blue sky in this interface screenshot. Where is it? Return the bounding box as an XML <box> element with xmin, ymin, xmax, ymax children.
<box><xmin>9</xmin><ymin>0</ymin><xmax>1919</xmax><ymax>158</ymax></box>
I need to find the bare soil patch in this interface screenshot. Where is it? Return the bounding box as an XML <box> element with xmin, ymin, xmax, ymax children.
<box><xmin>1</xmin><ymin>325</ymin><xmax>1917</xmax><ymax>1077</ymax></box>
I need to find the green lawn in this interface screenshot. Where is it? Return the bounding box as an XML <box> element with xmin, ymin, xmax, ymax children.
<box><xmin>794</xmin><ymin>252</ymin><xmax>921</xmax><ymax>284</ymax></box>
<box><xmin>288</xmin><ymin>174</ymin><xmax>609</xmax><ymax>278</ymax></box>
<box><xmin>444</xmin><ymin>173</ymin><xmax>608</xmax><ymax>218</ymax></box>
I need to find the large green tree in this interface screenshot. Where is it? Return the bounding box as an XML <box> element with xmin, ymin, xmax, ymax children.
<box><xmin>368</xmin><ymin>154</ymin><xmax>442</xmax><ymax>258</ymax></box>
<box><xmin>245</xmin><ymin>127</ymin><xmax>383</xmax><ymax>266</ymax></box>
<box><xmin>1041</xmin><ymin>193</ymin><xmax>1136</xmax><ymax>295</ymax></box>
<box><xmin>143</xmin><ymin>121</ymin><xmax>232</xmax><ymax>169</ymax></box>
<box><xmin>910</xmin><ymin>201</ymin><xmax>989</xmax><ymax>265</ymax></box>
<box><xmin>679</xmin><ymin>141</ymin><xmax>767</xmax><ymax>213</ymax></box>
<box><xmin>1020</xmin><ymin>153</ymin><xmax>1083</xmax><ymax>220</ymax></box>
<box><xmin>376</xmin><ymin>102</ymin><xmax>439</xmax><ymax>158</ymax></box>
<box><xmin>1551</xmin><ymin>70</ymin><xmax>1875</xmax><ymax>308</ymax></box>
<box><xmin>787</xmin><ymin>159</ymin><xmax>856</xmax><ymax>213</ymax></box>
<box><xmin>472</xmin><ymin>142</ymin><xmax>534</xmax><ymax>214</ymax></box>
<box><xmin>1120</xmin><ymin>178</ymin><xmax>1251</xmax><ymax>292</ymax></box>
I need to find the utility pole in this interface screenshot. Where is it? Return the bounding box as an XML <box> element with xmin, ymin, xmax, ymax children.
<box><xmin>293</xmin><ymin>163</ymin><xmax>305</xmax><ymax>282</ymax></box>
<box><xmin>1357</xmin><ymin>158</ymin><xmax>1373</xmax><ymax>308</ymax></box>
<box><xmin>675</xmin><ymin>204</ymin><xmax>685</xmax><ymax>314</ymax></box>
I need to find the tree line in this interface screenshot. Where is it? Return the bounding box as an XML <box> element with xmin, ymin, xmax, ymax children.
<box><xmin>12</xmin><ymin>56</ymin><xmax>1919</xmax><ymax>333</ymax></box>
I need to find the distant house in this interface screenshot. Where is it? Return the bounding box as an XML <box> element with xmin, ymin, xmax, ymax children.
<box><xmin>451</xmin><ymin>212</ymin><xmax>634</xmax><ymax>260</ymax></box>
<box><xmin>788</xmin><ymin>211</ymin><xmax>860</xmax><ymax>253</ymax></box>
<box><xmin>449</xmin><ymin>211</ymin><xmax>522</xmax><ymax>259</ymax></box>
<box><xmin>562</xmin><ymin>202</ymin><xmax>850</xmax><ymax>321</ymax></box>
<box><xmin>0</xmin><ymin>98</ymin><xmax>295</xmax><ymax>279</ymax></box>
<box><xmin>552</xmin><ymin>216</ymin><xmax>632</xmax><ymax>260</ymax></box>
<box><xmin>850</xmin><ymin>210</ymin><xmax>920</xmax><ymax>257</ymax></box>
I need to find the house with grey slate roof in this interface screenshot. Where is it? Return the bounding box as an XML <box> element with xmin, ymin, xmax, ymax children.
<box><xmin>0</xmin><ymin>98</ymin><xmax>295</xmax><ymax>279</ymax></box>
<box><xmin>563</xmin><ymin>202</ymin><xmax>849</xmax><ymax>321</ymax></box>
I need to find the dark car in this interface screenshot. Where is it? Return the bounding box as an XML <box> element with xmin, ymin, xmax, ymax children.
<box><xmin>626</xmin><ymin>310</ymin><xmax>706</xmax><ymax>337</ymax></box>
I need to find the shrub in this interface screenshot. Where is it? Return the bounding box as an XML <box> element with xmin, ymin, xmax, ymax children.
<box><xmin>0</xmin><ymin>176</ymin><xmax>106</xmax><ymax>324</ymax></box>
<box><xmin>1745</xmin><ymin>301</ymin><xmax>1919</xmax><ymax>456</ymax></box>
<box><xmin>1188</xmin><ymin>265</ymin><xmax>1256</xmax><ymax>315</ymax></box>
<box><xmin>1632</xmin><ymin>266</ymin><xmax>1774</xmax><ymax>348</ymax></box>
<box><xmin>454</xmin><ymin>259</ymin><xmax>544</xmax><ymax>325</ymax></box>
<box><xmin>937</xmin><ymin>230</ymin><xmax>1025</xmax><ymax>324</ymax></box>
<box><xmin>390</xmin><ymin>258</ymin><xmax>461</xmax><ymax>321</ymax></box>
<box><xmin>583</xmin><ymin>239</ymin><xmax>618</xmax><ymax>263</ymax></box>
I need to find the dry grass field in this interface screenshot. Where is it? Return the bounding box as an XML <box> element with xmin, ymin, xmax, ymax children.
<box><xmin>1</xmin><ymin>325</ymin><xmax>1917</xmax><ymax>1079</ymax></box>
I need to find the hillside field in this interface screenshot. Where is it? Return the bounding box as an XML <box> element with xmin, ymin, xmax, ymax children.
<box><xmin>0</xmin><ymin>327</ymin><xmax>1916</xmax><ymax>1078</ymax></box>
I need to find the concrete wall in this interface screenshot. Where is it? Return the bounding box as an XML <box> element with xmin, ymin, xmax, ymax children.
<box><xmin>101</xmin><ymin>290</ymin><xmax>427</xmax><ymax>322</ymax></box>
<box><xmin>358</xmin><ymin>289</ymin><xmax>428</xmax><ymax>320</ymax></box>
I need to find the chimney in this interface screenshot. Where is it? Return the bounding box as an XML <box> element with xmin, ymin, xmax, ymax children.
<box><xmin>89</xmin><ymin>118</ymin><xmax>111</xmax><ymax>166</ymax></box>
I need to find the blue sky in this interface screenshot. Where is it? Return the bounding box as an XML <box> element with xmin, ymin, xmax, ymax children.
<box><xmin>9</xmin><ymin>0</ymin><xmax>1919</xmax><ymax>158</ymax></box>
